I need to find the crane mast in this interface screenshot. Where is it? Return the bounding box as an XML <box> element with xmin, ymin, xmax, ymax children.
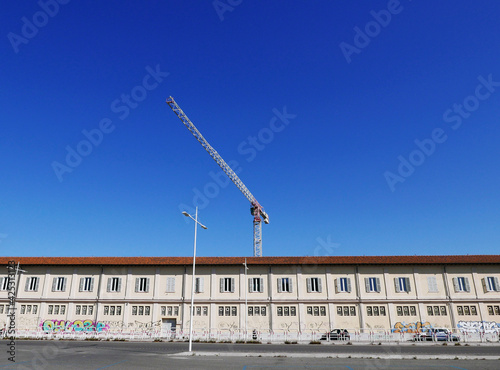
<box><xmin>166</xmin><ymin>96</ymin><xmax>269</xmax><ymax>257</ymax></box>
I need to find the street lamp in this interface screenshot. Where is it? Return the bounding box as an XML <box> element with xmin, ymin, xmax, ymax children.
<box><xmin>182</xmin><ymin>207</ymin><xmax>207</xmax><ymax>353</ymax></box>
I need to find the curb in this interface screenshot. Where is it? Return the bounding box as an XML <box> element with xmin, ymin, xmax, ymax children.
<box><xmin>171</xmin><ymin>351</ymin><xmax>500</xmax><ymax>361</ymax></box>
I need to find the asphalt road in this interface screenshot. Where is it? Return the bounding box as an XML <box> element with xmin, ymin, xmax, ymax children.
<box><xmin>1</xmin><ymin>340</ymin><xmax>499</xmax><ymax>370</ymax></box>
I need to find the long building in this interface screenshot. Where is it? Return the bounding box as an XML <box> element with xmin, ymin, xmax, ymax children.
<box><xmin>1</xmin><ymin>256</ymin><xmax>499</xmax><ymax>337</ymax></box>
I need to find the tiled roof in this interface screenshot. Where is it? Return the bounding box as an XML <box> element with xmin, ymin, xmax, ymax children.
<box><xmin>0</xmin><ymin>255</ymin><xmax>499</xmax><ymax>266</ymax></box>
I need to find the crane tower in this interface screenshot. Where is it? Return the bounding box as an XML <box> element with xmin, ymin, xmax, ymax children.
<box><xmin>166</xmin><ymin>96</ymin><xmax>269</xmax><ymax>257</ymax></box>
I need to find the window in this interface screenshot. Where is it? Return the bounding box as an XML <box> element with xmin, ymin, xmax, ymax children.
<box><xmin>464</xmin><ymin>306</ymin><xmax>470</xmax><ymax>315</ymax></box>
<box><xmin>373</xmin><ymin>306</ymin><xmax>379</xmax><ymax>316</ymax></box>
<box><xmin>314</xmin><ymin>307</ymin><xmax>320</xmax><ymax>316</ymax></box>
<box><xmin>0</xmin><ymin>305</ymin><xmax>3</xmax><ymax>314</ymax></box>
<box><xmin>496</xmin><ymin>306</ymin><xmax>500</xmax><ymax>315</ymax></box>
<box><xmin>103</xmin><ymin>306</ymin><xmax>118</xmax><ymax>315</ymax></box>
<box><xmin>365</xmin><ymin>277</ymin><xmax>381</xmax><ymax>293</ymax></box>
<box><xmin>195</xmin><ymin>277</ymin><xmax>204</xmax><ymax>293</ymax></box>
<box><xmin>220</xmin><ymin>278</ymin><xmax>235</xmax><ymax>293</ymax></box>
<box><xmin>82</xmin><ymin>306</ymin><xmax>88</xmax><ymax>315</ymax></box>
<box><xmin>167</xmin><ymin>307</ymin><xmax>172</xmax><ymax>316</ymax></box>
<box><xmin>277</xmin><ymin>278</ymin><xmax>292</xmax><ymax>293</ymax></box>
<box><xmin>52</xmin><ymin>277</ymin><xmax>66</xmax><ymax>292</ymax></box>
<box><xmin>248</xmin><ymin>307</ymin><xmax>253</xmax><ymax>316</ymax></box>
<box><xmin>25</xmin><ymin>277</ymin><xmax>40</xmax><ymax>292</ymax></box>
<box><xmin>249</xmin><ymin>277</ymin><xmax>264</xmax><ymax>293</ymax></box>
<box><xmin>254</xmin><ymin>307</ymin><xmax>260</xmax><ymax>316</ymax></box>
<box><xmin>203</xmin><ymin>307</ymin><xmax>208</xmax><ymax>316</ymax></box>
<box><xmin>453</xmin><ymin>277</ymin><xmax>470</xmax><ymax>292</ymax></box>
<box><xmin>60</xmin><ymin>305</ymin><xmax>66</xmax><ymax>314</ymax></box>
<box><xmin>367</xmin><ymin>306</ymin><xmax>373</xmax><ymax>316</ymax></box>
<box><xmin>380</xmin><ymin>306</ymin><xmax>386</xmax><ymax>316</ymax></box>
<box><xmin>135</xmin><ymin>278</ymin><xmax>150</xmax><ymax>293</ymax></box>
<box><xmin>174</xmin><ymin>307</ymin><xmax>178</xmax><ymax>316</ymax></box>
<box><xmin>166</xmin><ymin>277</ymin><xmax>175</xmax><ymax>293</ymax></box>
<box><xmin>76</xmin><ymin>305</ymin><xmax>81</xmax><ymax>315</ymax></box>
<box><xmin>79</xmin><ymin>277</ymin><xmax>94</xmax><ymax>292</ymax></box>
<box><xmin>427</xmin><ymin>276</ymin><xmax>438</xmax><ymax>293</ymax></box>
<box><xmin>470</xmin><ymin>306</ymin><xmax>477</xmax><ymax>315</ymax></box>
<box><xmin>457</xmin><ymin>306</ymin><xmax>463</xmax><ymax>315</ymax></box>
<box><xmin>26</xmin><ymin>305</ymin><xmax>31</xmax><ymax>314</ymax></box>
<box><xmin>145</xmin><ymin>306</ymin><xmax>150</xmax><ymax>315</ymax></box>
<box><xmin>139</xmin><ymin>306</ymin><xmax>144</xmax><ymax>315</ymax></box>
<box><xmin>20</xmin><ymin>305</ymin><xmax>26</xmax><ymax>314</ymax></box>
<box><xmin>306</xmin><ymin>278</ymin><xmax>322</xmax><ymax>293</ymax></box>
<box><xmin>132</xmin><ymin>306</ymin><xmax>137</xmax><ymax>315</ymax></box>
<box><xmin>483</xmin><ymin>277</ymin><xmax>500</xmax><ymax>292</ymax></box>
<box><xmin>0</xmin><ymin>277</ymin><xmax>10</xmax><ymax>291</ymax></box>
<box><xmin>219</xmin><ymin>306</ymin><xmax>236</xmax><ymax>316</ymax></box>
<box><xmin>161</xmin><ymin>306</ymin><xmax>166</xmax><ymax>316</ymax></box>
<box><xmin>196</xmin><ymin>307</ymin><xmax>201</xmax><ymax>316</ymax></box>
<box><xmin>336</xmin><ymin>277</ymin><xmax>351</xmax><ymax>293</ymax></box>
<box><xmin>337</xmin><ymin>306</ymin><xmax>356</xmax><ymax>316</ymax></box>
<box><xmin>107</xmin><ymin>277</ymin><xmax>121</xmax><ymax>292</ymax></box>
<box><xmin>276</xmin><ymin>306</ymin><xmax>294</xmax><ymax>316</ymax></box>
<box><xmin>48</xmin><ymin>305</ymin><xmax>53</xmax><ymax>314</ymax></box>
<box><xmin>395</xmin><ymin>277</ymin><xmax>411</xmax><ymax>293</ymax></box>
<box><xmin>488</xmin><ymin>306</ymin><xmax>494</xmax><ymax>315</ymax></box>
<box><xmin>54</xmin><ymin>305</ymin><xmax>59</xmax><ymax>315</ymax></box>
<box><xmin>440</xmin><ymin>306</ymin><xmax>447</xmax><ymax>316</ymax></box>
<box><xmin>33</xmin><ymin>305</ymin><xmax>38</xmax><ymax>315</ymax></box>
<box><xmin>396</xmin><ymin>306</ymin><xmax>417</xmax><ymax>316</ymax></box>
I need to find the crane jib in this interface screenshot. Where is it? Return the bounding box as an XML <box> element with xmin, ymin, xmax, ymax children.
<box><xmin>166</xmin><ymin>97</ymin><xmax>269</xmax><ymax>256</ymax></box>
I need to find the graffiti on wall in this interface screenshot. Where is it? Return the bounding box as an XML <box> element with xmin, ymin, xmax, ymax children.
<box><xmin>41</xmin><ymin>319</ymin><xmax>109</xmax><ymax>332</ymax></box>
<box><xmin>457</xmin><ymin>321</ymin><xmax>500</xmax><ymax>334</ymax></box>
<box><xmin>392</xmin><ymin>321</ymin><xmax>432</xmax><ymax>333</ymax></box>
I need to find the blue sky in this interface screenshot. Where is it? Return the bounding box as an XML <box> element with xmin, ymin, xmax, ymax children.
<box><xmin>1</xmin><ymin>1</ymin><xmax>499</xmax><ymax>258</ymax></box>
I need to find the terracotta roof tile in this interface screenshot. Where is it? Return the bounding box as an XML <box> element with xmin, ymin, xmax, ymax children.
<box><xmin>0</xmin><ymin>255</ymin><xmax>499</xmax><ymax>266</ymax></box>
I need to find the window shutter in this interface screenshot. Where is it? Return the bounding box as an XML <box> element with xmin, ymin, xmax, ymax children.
<box><xmin>428</xmin><ymin>276</ymin><xmax>437</xmax><ymax>292</ymax></box>
<box><xmin>405</xmin><ymin>278</ymin><xmax>411</xmax><ymax>292</ymax></box>
<box><xmin>318</xmin><ymin>278</ymin><xmax>322</xmax><ymax>293</ymax></box>
<box><xmin>452</xmin><ymin>277</ymin><xmax>459</xmax><ymax>292</ymax></box>
<box><xmin>90</xmin><ymin>278</ymin><xmax>94</xmax><ymax>292</ymax></box>
<box><xmin>259</xmin><ymin>278</ymin><xmax>264</xmax><ymax>293</ymax></box>
<box><xmin>495</xmin><ymin>277</ymin><xmax>500</xmax><ymax>292</ymax></box>
<box><xmin>0</xmin><ymin>277</ymin><xmax>4</xmax><ymax>290</ymax></box>
<box><xmin>289</xmin><ymin>279</ymin><xmax>293</xmax><ymax>293</ymax></box>
<box><xmin>248</xmin><ymin>278</ymin><xmax>253</xmax><ymax>293</ymax></box>
<box><xmin>117</xmin><ymin>278</ymin><xmax>122</xmax><ymax>292</ymax></box>
<box><xmin>306</xmin><ymin>278</ymin><xmax>312</xmax><ymax>293</ymax></box>
<box><xmin>464</xmin><ymin>277</ymin><xmax>470</xmax><ymax>292</ymax></box>
<box><xmin>145</xmin><ymin>278</ymin><xmax>150</xmax><ymax>293</ymax></box>
<box><xmin>230</xmin><ymin>278</ymin><xmax>235</xmax><ymax>293</ymax></box>
<box><xmin>107</xmin><ymin>278</ymin><xmax>112</xmax><ymax>292</ymax></box>
<box><xmin>347</xmin><ymin>278</ymin><xmax>352</xmax><ymax>293</ymax></box>
<box><xmin>394</xmin><ymin>278</ymin><xmax>400</xmax><ymax>293</ymax></box>
<box><xmin>335</xmin><ymin>279</ymin><xmax>340</xmax><ymax>293</ymax></box>
<box><xmin>79</xmin><ymin>278</ymin><xmax>84</xmax><ymax>292</ymax></box>
<box><xmin>365</xmin><ymin>278</ymin><xmax>370</xmax><ymax>292</ymax></box>
<box><xmin>135</xmin><ymin>278</ymin><xmax>140</xmax><ymax>293</ymax></box>
<box><xmin>277</xmin><ymin>278</ymin><xmax>282</xmax><ymax>293</ymax></box>
<box><xmin>482</xmin><ymin>278</ymin><xmax>489</xmax><ymax>293</ymax></box>
<box><xmin>52</xmin><ymin>277</ymin><xmax>57</xmax><ymax>292</ymax></box>
<box><xmin>199</xmin><ymin>277</ymin><xmax>204</xmax><ymax>293</ymax></box>
<box><xmin>376</xmin><ymin>278</ymin><xmax>381</xmax><ymax>292</ymax></box>
<box><xmin>220</xmin><ymin>278</ymin><xmax>224</xmax><ymax>293</ymax></box>
<box><xmin>35</xmin><ymin>278</ymin><xmax>39</xmax><ymax>291</ymax></box>
<box><xmin>62</xmin><ymin>278</ymin><xmax>67</xmax><ymax>292</ymax></box>
<box><xmin>25</xmin><ymin>278</ymin><xmax>30</xmax><ymax>291</ymax></box>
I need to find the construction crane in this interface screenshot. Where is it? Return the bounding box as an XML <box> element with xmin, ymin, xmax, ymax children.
<box><xmin>166</xmin><ymin>96</ymin><xmax>269</xmax><ymax>257</ymax></box>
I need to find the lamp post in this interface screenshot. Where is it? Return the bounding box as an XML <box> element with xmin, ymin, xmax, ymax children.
<box><xmin>243</xmin><ymin>258</ymin><xmax>248</xmax><ymax>342</ymax></box>
<box><xmin>182</xmin><ymin>207</ymin><xmax>207</xmax><ymax>353</ymax></box>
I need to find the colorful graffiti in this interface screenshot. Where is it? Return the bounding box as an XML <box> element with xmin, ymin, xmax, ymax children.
<box><xmin>457</xmin><ymin>321</ymin><xmax>500</xmax><ymax>334</ymax></box>
<box><xmin>392</xmin><ymin>321</ymin><xmax>432</xmax><ymax>333</ymax></box>
<box><xmin>41</xmin><ymin>319</ymin><xmax>109</xmax><ymax>333</ymax></box>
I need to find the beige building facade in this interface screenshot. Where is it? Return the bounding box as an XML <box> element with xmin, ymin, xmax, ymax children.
<box><xmin>1</xmin><ymin>256</ymin><xmax>499</xmax><ymax>337</ymax></box>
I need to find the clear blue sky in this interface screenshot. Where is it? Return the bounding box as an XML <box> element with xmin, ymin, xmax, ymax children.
<box><xmin>1</xmin><ymin>1</ymin><xmax>499</xmax><ymax>258</ymax></box>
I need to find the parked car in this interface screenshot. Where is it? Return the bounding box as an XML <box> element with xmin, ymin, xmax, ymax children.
<box><xmin>320</xmin><ymin>329</ymin><xmax>350</xmax><ymax>340</ymax></box>
<box><xmin>413</xmin><ymin>328</ymin><xmax>459</xmax><ymax>342</ymax></box>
